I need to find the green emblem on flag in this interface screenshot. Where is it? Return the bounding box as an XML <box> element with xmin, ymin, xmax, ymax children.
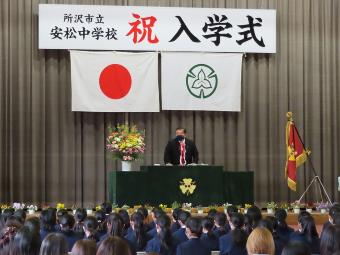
<box><xmin>186</xmin><ymin>64</ymin><xmax>218</xmax><ymax>99</ymax></box>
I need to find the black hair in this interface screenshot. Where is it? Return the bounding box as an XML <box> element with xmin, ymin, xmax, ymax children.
<box><xmin>13</xmin><ymin>209</ymin><xmax>26</xmax><ymax>224</ymax></box>
<box><xmin>56</xmin><ymin>209</ymin><xmax>68</xmax><ymax>223</ymax></box>
<box><xmin>101</xmin><ymin>202</ymin><xmax>113</xmax><ymax>214</ymax></box>
<box><xmin>258</xmin><ymin>218</ymin><xmax>274</xmax><ymax>233</ymax></box>
<box><xmin>333</xmin><ymin>212</ymin><xmax>340</xmax><ymax>227</ymax></box>
<box><xmin>230</xmin><ymin>212</ymin><xmax>247</xmax><ymax>248</ymax></box>
<box><xmin>130</xmin><ymin>212</ymin><xmax>147</xmax><ymax>251</ymax></box>
<box><xmin>12</xmin><ymin>226</ymin><xmax>40</xmax><ymax>255</ymax></box>
<box><xmin>175</xmin><ymin>127</ymin><xmax>186</xmax><ymax>133</ymax></box>
<box><xmin>24</xmin><ymin>217</ymin><xmax>40</xmax><ymax>236</ymax></box>
<box><xmin>107</xmin><ymin>212</ymin><xmax>124</xmax><ymax>237</ymax></box>
<box><xmin>275</xmin><ymin>208</ymin><xmax>289</xmax><ymax>229</ymax></box>
<box><xmin>74</xmin><ymin>208</ymin><xmax>87</xmax><ymax>222</ymax></box>
<box><xmin>329</xmin><ymin>204</ymin><xmax>340</xmax><ymax>218</ymax></box>
<box><xmin>156</xmin><ymin>215</ymin><xmax>172</xmax><ymax>250</ymax></box>
<box><xmin>39</xmin><ymin>233</ymin><xmax>68</xmax><ymax>255</ymax></box>
<box><xmin>0</xmin><ymin>208</ymin><xmax>15</xmax><ymax>228</ymax></box>
<box><xmin>59</xmin><ymin>213</ymin><xmax>75</xmax><ymax>231</ymax></box>
<box><xmin>185</xmin><ymin>217</ymin><xmax>202</xmax><ymax>236</ymax></box>
<box><xmin>83</xmin><ymin>216</ymin><xmax>98</xmax><ymax>240</ymax></box>
<box><xmin>137</xmin><ymin>207</ymin><xmax>148</xmax><ymax>220</ymax></box>
<box><xmin>246</xmin><ymin>206</ymin><xmax>262</xmax><ymax>229</ymax></box>
<box><xmin>281</xmin><ymin>241</ymin><xmax>311</xmax><ymax>255</ymax></box>
<box><xmin>320</xmin><ymin>225</ymin><xmax>340</xmax><ymax>255</ymax></box>
<box><xmin>95</xmin><ymin>209</ymin><xmax>107</xmax><ymax>233</ymax></box>
<box><xmin>172</xmin><ymin>208</ymin><xmax>182</xmax><ymax>221</ymax></box>
<box><xmin>40</xmin><ymin>209</ymin><xmax>57</xmax><ymax>231</ymax></box>
<box><xmin>201</xmin><ymin>216</ymin><xmax>214</xmax><ymax>237</ymax></box>
<box><xmin>178</xmin><ymin>210</ymin><xmax>191</xmax><ymax>225</ymax></box>
<box><xmin>118</xmin><ymin>209</ymin><xmax>130</xmax><ymax>231</ymax></box>
<box><xmin>298</xmin><ymin>214</ymin><xmax>319</xmax><ymax>243</ymax></box>
<box><xmin>226</xmin><ymin>205</ymin><xmax>238</xmax><ymax>218</ymax></box>
<box><xmin>207</xmin><ymin>208</ymin><xmax>217</xmax><ymax>218</ymax></box>
<box><xmin>214</xmin><ymin>212</ymin><xmax>227</xmax><ymax>227</ymax></box>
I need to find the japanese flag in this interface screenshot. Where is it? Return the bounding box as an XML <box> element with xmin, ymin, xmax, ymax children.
<box><xmin>161</xmin><ymin>52</ymin><xmax>242</xmax><ymax>111</ymax></box>
<box><xmin>70</xmin><ymin>50</ymin><xmax>159</xmax><ymax>112</ymax></box>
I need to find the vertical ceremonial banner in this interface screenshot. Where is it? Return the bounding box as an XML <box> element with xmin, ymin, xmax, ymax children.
<box><xmin>285</xmin><ymin>112</ymin><xmax>310</xmax><ymax>191</ymax></box>
<box><xmin>161</xmin><ymin>52</ymin><xmax>242</xmax><ymax>111</ymax></box>
<box><xmin>70</xmin><ymin>51</ymin><xmax>159</xmax><ymax>112</ymax></box>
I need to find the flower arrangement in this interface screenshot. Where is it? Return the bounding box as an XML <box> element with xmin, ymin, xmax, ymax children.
<box><xmin>13</xmin><ymin>202</ymin><xmax>25</xmax><ymax>210</ymax></box>
<box><xmin>56</xmin><ymin>203</ymin><xmax>65</xmax><ymax>210</ymax></box>
<box><xmin>171</xmin><ymin>201</ymin><xmax>181</xmax><ymax>209</ymax></box>
<box><xmin>279</xmin><ymin>202</ymin><xmax>291</xmax><ymax>211</ymax></box>
<box><xmin>27</xmin><ymin>205</ymin><xmax>38</xmax><ymax>214</ymax></box>
<box><xmin>95</xmin><ymin>205</ymin><xmax>102</xmax><ymax>211</ymax></box>
<box><xmin>266</xmin><ymin>202</ymin><xmax>278</xmax><ymax>210</ymax></box>
<box><xmin>106</xmin><ymin>124</ymin><xmax>145</xmax><ymax>161</ymax></box>
<box><xmin>291</xmin><ymin>201</ymin><xmax>301</xmax><ymax>209</ymax></box>
<box><xmin>159</xmin><ymin>204</ymin><xmax>167</xmax><ymax>211</ymax></box>
<box><xmin>222</xmin><ymin>202</ymin><xmax>233</xmax><ymax>209</ymax></box>
<box><xmin>182</xmin><ymin>203</ymin><xmax>192</xmax><ymax>211</ymax></box>
<box><xmin>316</xmin><ymin>201</ymin><xmax>331</xmax><ymax>212</ymax></box>
<box><xmin>0</xmin><ymin>204</ymin><xmax>11</xmax><ymax>210</ymax></box>
<box><xmin>244</xmin><ymin>204</ymin><xmax>252</xmax><ymax>209</ymax></box>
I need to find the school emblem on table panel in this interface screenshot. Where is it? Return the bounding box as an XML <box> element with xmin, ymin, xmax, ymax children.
<box><xmin>179</xmin><ymin>178</ymin><xmax>196</xmax><ymax>196</ymax></box>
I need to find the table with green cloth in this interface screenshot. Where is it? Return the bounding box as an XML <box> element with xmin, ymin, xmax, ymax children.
<box><xmin>109</xmin><ymin>165</ymin><xmax>253</xmax><ymax>206</ymax></box>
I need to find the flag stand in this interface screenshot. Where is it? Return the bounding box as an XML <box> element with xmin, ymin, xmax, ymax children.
<box><xmin>290</xmin><ymin>118</ymin><xmax>332</xmax><ymax>204</ymax></box>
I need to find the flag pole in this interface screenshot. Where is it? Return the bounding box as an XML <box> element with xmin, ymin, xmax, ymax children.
<box><xmin>288</xmin><ymin>112</ymin><xmax>332</xmax><ymax>204</ymax></box>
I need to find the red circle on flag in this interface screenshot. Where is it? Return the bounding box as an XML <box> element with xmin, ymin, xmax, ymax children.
<box><xmin>99</xmin><ymin>64</ymin><xmax>132</xmax><ymax>99</ymax></box>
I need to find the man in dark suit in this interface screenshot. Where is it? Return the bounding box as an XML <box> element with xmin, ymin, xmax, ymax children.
<box><xmin>164</xmin><ymin>128</ymin><xmax>199</xmax><ymax>165</ymax></box>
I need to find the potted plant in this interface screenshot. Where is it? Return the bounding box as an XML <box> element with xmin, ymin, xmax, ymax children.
<box><xmin>112</xmin><ymin>203</ymin><xmax>119</xmax><ymax>213</ymax></box>
<box><xmin>56</xmin><ymin>203</ymin><xmax>65</xmax><ymax>211</ymax></box>
<box><xmin>106</xmin><ymin>124</ymin><xmax>145</xmax><ymax>171</ymax></box>
<box><xmin>222</xmin><ymin>203</ymin><xmax>232</xmax><ymax>214</ymax></box>
<box><xmin>86</xmin><ymin>204</ymin><xmax>94</xmax><ymax>215</ymax></box>
<box><xmin>13</xmin><ymin>202</ymin><xmax>25</xmax><ymax>211</ymax></box>
<box><xmin>244</xmin><ymin>204</ymin><xmax>252</xmax><ymax>214</ymax></box>
<box><xmin>197</xmin><ymin>205</ymin><xmax>204</xmax><ymax>214</ymax></box>
<box><xmin>27</xmin><ymin>205</ymin><xmax>38</xmax><ymax>215</ymax></box>
<box><xmin>182</xmin><ymin>203</ymin><xmax>192</xmax><ymax>212</ymax></box>
<box><xmin>159</xmin><ymin>204</ymin><xmax>167</xmax><ymax>212</ymax></box>
<box><xmin>316</xmin><ymin>201</ymin><xmax>331</xmax><ymax>214</ymax></box>
<box><xmin>171</xmin><ymin>201</ymin><xmax>181</xmax><ymax>211</ymax></box>
<box><xmin>266</xmin><ymin>202</ymin><xmax>277</xmax><ymax>214</ymax></box>
<box><xmin>306</xmin><ymin>202</ymin><xmax>314</xmax><ymax>213</ymax></box>
<box><xmin>279</xmin><ymin>203</ymin><xmax>291</xmax><ymax>213</ymax></box>
<box><xmin>291</xmin><ymin>201</ymin><xmax>301</xmax><ymax>214</ymax></box>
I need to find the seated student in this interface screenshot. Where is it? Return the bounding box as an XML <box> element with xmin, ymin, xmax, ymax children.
<box><xmin>176</xmin><ymin>217</ymin><xmax>210</xmax><ymax>255</ymax></box>
<box><xmin>207</xmin><ymin>209</ymin><xmax>218</xmax><ymax>220</ymax></box>
<box><xmin>147</xmin><ymin>209</ymin><xmax>165</xmax><ymax>239</ymax></box>
<box><xmin>118</xmin><ymin>209</ymin><xmax>131</xmax><ymax>236</ymax></box>
<box><xmin>258</xmin><ymin>217</ymin><xmax>285</xmax><ymax>255</ymax></box>
<box><xmin>97</xmin><ymin>236</ymin><xmax>133</xmax><ymax>255</ymax></box>
<box><xmin>95</xmin><ymin>210</ymin><xmax>108</xmax><ymax>240</ymax></box>
<box><xmin>101</xmin><ymin>202</ymin><xmax>113</xmax><ymax>215</ymax></box>
<box><xmin>200</xmin><ymin>217</ymin><xmax>219</xmax><ymax>252</ymax></box>
<box><xmin>281</xmin><ymin>241</ymin><xmax>311</xmax><ymax>255</ymax></box>
<box><xmin>321</xmin><ymin>203</ymin><xmax>340</xmax><ymax>238</ymax></box>
<box><xmin>10</xmin><ymin>226</ymin><xmax>41</xmax><ymax>255</ymax></box>
<box><xmin>0</xmin><ymin>208</ymin><xmax>15</xmax><ymax>230</ymax></box>
<box><xmin>58</xmin><ymin>213</ymin><xmax>82</xmax><ymax>251</ymax></box>
<box><xmin>213</xmin><ymin>212</ymin><xmax>228</xmax><ymax>238</ymax></box>
<box><xmin>71</xmin><ymin>239</ymin><xmax>97</xmax><ymax>255</ymax></box>
<box><xmin>246</xmin><ymin>227</ymin><xmax>275</xmax><ymax>255</ymax></box>
<box><xmin>219</xmin><ymin>212</ymin><xmax>247</xmax><ymax>255</ymax></box>
<box><xmin>225</xmin><ymin>206</ymin><xmax>238</xmax><ymax>231</ymax></box>
<box><xmin>274</xmin><ymin>208</ymin><xmax>294</xmax><ymax>244</ymax></box>
<box><xmin>39</xmin><ymin>233</ymin><xmax>69</xmax><ymax>255</ymax></box>
<box><xmin>147</xmin><ymin>208</ymin><xmax>163</xmax><ymax>230</ymax></box>
<box><xmin>172</xmin><ymin>210</ymin><xmax>191</xmax><ymax>245</ymax></box>
<box><xmin>171</xmin><ymin>208</ymin><xmax>182</xmax><ymax>233</ymax></box>
<box><xmin>137</xmin><ymin>207</ymin><xmax>149</xmax><ymax>229</ymax></box>
<box><xmin>13</xmin><ymin>209</ymin><xmax>26</xmax><ymax>224</ymax></box>
<box><xmin>124</xmin><ymin>212</ymin><xmax>148</xmax><ymax>252</ymax></box>
<box><xmin>73</xmin><ymin>208</ymin><xmax>87</xmax><ymax>237</ymax></box>
<box><xmin>289</xmin><ymin>212</ymin><xmax>320</xmax><ymax>254</ymax></box>
<box><xmin>320</xmin><ymin>224</ymin><xmax>340</xmax><ymax>255</ymax></box>
<box><xmin>244</xmin><ymin>206</ymin><xmax>262</xmax><ymax>235</ymax></box>
<box><xmin>146</xmin><ymin>214</ymin><xmax>178</xmax><ymax>255</ymax></box>
<box><xmin>0</xmin><ymin>216</ymin><xmax>23</xmax><ymax>250</ymax></box>
<box><xmin>83</xmin><ymin>216</ymin><xmax>100</xmax><ymax>242</ymax></box>
<box><xmin>40</xmin><ymin>209</ymin><xmax>58</xmax><ymax>241</ymax></box>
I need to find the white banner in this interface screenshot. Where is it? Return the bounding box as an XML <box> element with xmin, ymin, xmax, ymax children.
<box><xmin>39</xmin><ymin>4</ymin><xmax>276</xmax><ymax>53</ymax></box>
<box><xmin>161</xmin><ymin>52</ymin><xmax>242</xmax><ymax>111</ymax></box>
<box><xmin>70</xmin><ymin>51</ymin><xmax>159</xmax><ymax>112</ymax></box>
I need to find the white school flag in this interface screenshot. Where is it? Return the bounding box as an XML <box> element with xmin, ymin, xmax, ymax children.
<box><xmin>70</xmin><ymin>51</ymin><xmax>159</xmax><ymax>112</ymax></box>
<box><xmin>161</xmin><ymin>52</ymin><xmax>242</xmax><ymax>111</ymax></box>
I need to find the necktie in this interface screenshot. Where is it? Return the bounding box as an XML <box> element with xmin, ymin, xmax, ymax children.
<box><xmin>180</xmin><ymin>141</ymin><xmax>186</xmax><ymax>166</ymax></box>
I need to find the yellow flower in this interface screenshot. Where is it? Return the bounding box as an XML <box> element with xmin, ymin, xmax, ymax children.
<box><xmin>56</xmin><ymin>203</ymin><xmax>65</xmax><ymax>210</ymax></box>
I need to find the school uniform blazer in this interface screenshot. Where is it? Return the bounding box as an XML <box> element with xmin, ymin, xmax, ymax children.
<box><xmin>176</xmin><ymin>238</ymin><xmax>210</xmax><ymax>255</ymax></box>
<box><xmin>124</xmin><ymin>230</ymin><xmax>147</xmax><ymax>252</ymax></box>
<box><xmin>213</xmin><ymin>227</ymin><xmax>228</xmax><ymax>238</ymax></box>
<box><xmin>172</xmin><ymin>228</ymin><xmax>188</xmax><ymax>245</ymax></box>
<box><xmin>145</xmin><ymin>235</ymin><xmax>178</xmax><ymax>255</ymax></box>
<box><xmin>59</xmin><ymin>230</ymin><xmax>82</xmax><ymax>251</ymax></box>
<box><xmin>276</xmin><ymin>225</ymin><xmax>294</xmax><ymax>244</ymax></box>
<box><xmin>200</xmin><ymin>233</ymin><xmax>219</xmax><ymax>251</ymax></box>
<box><xmin>164</xmin><ymin>138</ymin><xmax>199</xmax><ymax>165</ymax></box>
<box><xmin>171</xmin><ymin>221</ymin><xmax>181</xmax><ymax>233</ymax></box>
<box><xmin>219</xmin><ymin>232</ymin><xmax>247</xmax><ymax>255</ymax></box>
<box><xmin>289</xmin><ymin>231</ymin><xmax>320</xmax><ymax>254</ymax></box>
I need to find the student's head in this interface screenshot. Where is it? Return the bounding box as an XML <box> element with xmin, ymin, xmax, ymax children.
<box><xmin>151</xmin><ymin>207</ymin><xmax>164</xmax><ymax>222</ymax></box>
<box><xmin>298</xmin><ymin>214</ymin><xmax>318</xmax><ymax>242</ymax></box>
<box><xmin>83</xmin><ymin>216</ymin><xmax>99</xmax><ymax>238</ymax></box>
<box><xmin>281</xmin><ymin>241</ymin><xmax>311</xmax><ymax>255</ymax></box>
<box><xmin>57</xmin><ymin>209</ymin><xmax>68</xmax><ymax>223</ymax></box>
<box><xmin>258</xmin><ymin>218</ymin><xmax>274</xmax><ymax>233</ymax></box>
<box><xmin>12</xmin><ymin>226</ymin><xmax>40</xmax><ymax>255</ymax></box>
<box><xmin>214</xmin><ymin>212</ymin><xmax>227</xmax><ymax>228</ymax></box>
<box><xmin>275</xmin><ymin>208</ymin><xmax>288</xmax><ymax>229</ymax></box>
<box><xmin>101</xmin><ymin>202</ymin><xmax>113</xmax><ymax>215</ymax></box>
<box><xmin>24</xmin><ymin>216</ymin><xmax>41</xmax><ymax>236</ymax></box>
<box><xmin>1</xmin><ymin>208</ymin><xmax>15</xmax><ymax>226</ymax></box>
<box><xmin>201</xmin><ymin>217</ymin><xmax>214</xmax><ymax>233</ymax></box>
<box><xmin>107</xmin><ymin>213</ymin><xmax>124</xmax><ymax>237</ymax></box>
<box><xmin>39</xmin><ymin>233</ymin><xmax>68</xmax><ymax>255</ymax></box>
<box><xmin>226</xmin><ymin>205</ymin><xmax>238</xmax><ymax>220</ymax></box>
<box><xmin>71</xmin><ymin>239</ymin><xmax>97</xmax><ymax>255</ymax></box>
<box><xmin>246</xmin><ymin>227</ymin><xmax>275</xmax><ymax>255</ymax></box>
<box><xmin>333</xmin><ymin>212</ymin><xmax>340</xmax><ymax>226</ymax></box>
<box><xmin>246</xmin><ymin>206</ymin><xmax>262</xmax><ymax>229</ymax></box>
<box><xmin>320</xmin><ymin>225</ymin><xmax>340</xmax><ymax>255</ymax></box>
<box><xmin>178</xmin><ymin>210</ymin><xmax>191</xmax><ymax>227</ymax></box>
<box><xmin>156</xmin><ymin>214</ymin><xmax>171</xmax><ymax>233</ymax></box>
<box><xmin>172</xmin><ymin>208</ymin><xmax>182</xmax><ymax>221</ymax></box>
<box><xmin>207</xmin><ymin>208</ymin><xmax>217</xmax><ymax>218</ymax></box>
<box><xmin>96</xmin><ymin>236</ymin><xmax>132</xmax><ymax>255</ymax></box>
<box><xmin>13</xmin><ymin>209</ymin><xmax>26</xmax><ymax>224</ymax></box>
<box><xmin>118</xmin><ymin>209</ymin><xmax>130</xmax><ymax>229</ymax></box>
<box><xmin>137</xmin><ymin>207</ymin><xmax>148</xmax><ymax>221</ymax></box>
<box><xmin>40</xmin><ymin>209</ymin><xmax>57</xmax><ymax>230</ymax></box>
<box><xmin>75</xmin><ymin>208</ymin><xmax>87</xmax><ymax>223</ymax></box>
<box><xmin>95</xmin><ymin>209</ymin><xmax>107</xmax><ymax>233</ymax></box>
<box><xmin>130</xmin><ymin>212</ymin><xmax>144</xmax><ymax>230</ymax></box>
<box><xmin>185</xmin><ymin>217</ymin><xmax>202</xmax><ymax>238</ymax></box>
<box><xmin>230</xmin><ymin>212</ymin><xmax>245</xmax><ymax>229</ymax></box>
<box><xmin>59</xmin><ymin>213</ymin><xmax>75</xmax><ymax>231</ymax></box>
<box><xmin>329</xmin><ymin>204</ymin><xmax>340</xmax><ymax>224</ymax></box>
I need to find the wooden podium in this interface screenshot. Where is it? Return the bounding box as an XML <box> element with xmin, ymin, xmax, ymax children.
<box><xmin>109</xmin><ymin>165</ymin><xmax>253</xmax><ymax>206</ymax></box>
